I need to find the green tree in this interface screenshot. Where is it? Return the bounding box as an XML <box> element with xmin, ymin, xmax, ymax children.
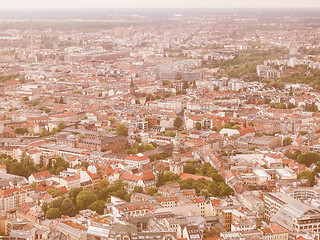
<box><xmin>195</xmin><ymin>122</ymin><xmax>202</xmax><ymax>130</ymax></box>
<box><xmin>182</xmin><ymin>81</ymin><xmax>189</xmax><ymax>90</ymax></box>
<box><xmin>147</xmin><ymin>119</ymin><xmax>154</xmax><ymax>129</ymax></box>
<box><xmin>164</xmin><ymin>131</ymin><xmax>176</xmax><ymax>137</ymax></box>
<box><xmin>297</xmin><ymin>152</ymin><xmax>320</xmax><ymax>167</ymax></box>
<box><xmin>88</xmin><ymin>200</ymin><xmax>105</xmax><ymax>215</ymax></box>
<box><xmin>57</xmin><ymin>122</ymin><xmax>66</xmax><ymax>131</ymax></box>
<box><xmin>184</xmin><ymin>162</ymin><xmax>197</xmax><ymax>174</ymax></box>
<box><xmin>173</xmin><ymin>116</ymin><xmax>183</xmax><ymax>129</ymax></box>
<box><xmin>38</xmin><ymin>106</ymin><xmax>51</xmax><ymax>113</ymax></box>
<box><xmin>264</xmin><ymin>98</ymin><xmax>271</xmax><ymax>104</ymax></box>
<box><xmin>50</xmin><ymin>196</ymin><xmax>65</xmax><ymax>209</ymax></box>
<box><xmin>46</xmin><ymin>208</ymin><xmax>62</xmax><ymax>219</ymax></box>
<box><xmin>98</xmin><ymin>187</ymin><xmax>110</xmax><ymax>201</ymax></box>
<box><xmin>283</xmin><ymin>137</ymin><xmax>293</xmax><ymax>146</ymax></box>
<box><xmin>68</xmin><ymin>187</ymin><xmax>83</xmax><ymax>204</ymax></box>
<box><xmin>297</xmin><ymin>171</ymin><xmax>316</xmax><ymax>186</ymax></box>
<box><xmin>133</xmin><ymin>186</ymin><xmax>144</xmax><ymax>193</ymax></box>
<box><xmin>15</xmin><ymin>127</ymin><xmax>29</xmax><ymax>135</ymax></box>
<box><xmin>47</xmin><ymin>189</ymin><xmax>62</xmax><ymax>198</ymax></box>
<box><xmin>116</xmin><ymin>124</ymin><xmax>128</xmax><ymax>137</ymax></box>
<box><xmin>218</xmin><ymin>182</ymin><xmax>233</xmax><ymax>196</ymax></box>
<box><xmin>41</xmin><ymin>202</ymin><xmax>49</xmax><ymax>214</ymax></box>
<box><xmin>248</xmin><ymin>122</ymin><xmax>254</xmax><ymax>126</ymax></box>
<box><xmin>157</xmin><ymin>171</ymin><xmax>180</xmax><ymax>187</ymax></box>
<box><xmin>50</xmin><ymin>156</ymin><xmax>69</xmax><ymax>175</ymax></box>
<box><xmin>289</xmin><ymin>87</ymin><xmax>293</xmax><ymax>96</ymax></box>
<box><xmin>76</xmin><ymin>190</ymin><xmax>98</xmax><ymax>210</ymax></box>
<box><xmin>305</xmin><ymin>102</ymin><xmax>318</xmax><ymax>112</ymax></box>
<box><xmin>98</xmin><ymin>179</ymin><xmax>109</xmax><ymax>190</ymax></box>
<box><xmin>60</xmin><ymin>198</ymin><xmax>77</xmax><ymax>217</ymax></box>
<box><xmin>144</xmin><ymin>187</ymin><xmax>158</xmax><ymax>196</ymax></box>
<box><xmin>146</xmin><ymin>94</ymin><xmax>155</xmax><ymax>102</ymax></box>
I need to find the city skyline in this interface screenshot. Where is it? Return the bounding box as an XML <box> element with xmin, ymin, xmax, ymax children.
<box><xmin>1</xmin><ymin>0</ymin><xmax>320</xmax><ymax>9</ymax></box>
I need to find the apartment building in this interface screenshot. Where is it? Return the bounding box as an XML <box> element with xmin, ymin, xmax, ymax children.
<box><xmin>0</xmin><ymin>188</ymin><xmax>27</xmax><ymax>211</ymax></box>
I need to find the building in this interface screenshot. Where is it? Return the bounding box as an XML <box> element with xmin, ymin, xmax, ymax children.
<box><xmin>119</xmin><ymin>171</ymin><xmax>156</xmax><ymax>191</ymax></box>
<box><xmin>76</xmin><ymin>135</ymin><xmax>127</xmax><ymax>153</ymax></box>
<box><xmin>124</xmin><ymin>153</ymin><xmax>150</xmax><ymax>168</ymax></box>
<box><xmin>28</xmin><ymin>170</ymin><xmax>52</xmax><ymax>183</ymax></box>
<box><xmin>265</xmin><ymin>192</ymin><xmax>320</xmax><ymax>234</ymax></box>
<box><xmin>0</xmin><ymin>188</ymin><xmax>27</xmax><ymax>211</ymax></box>
<box><xmin>170</xmin><ymin>134</ymin><xmax>184</xmax><ymax>175</ymax></box>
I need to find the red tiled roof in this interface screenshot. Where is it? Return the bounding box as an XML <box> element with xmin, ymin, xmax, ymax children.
<box><xmin>27</xmin><ymin>150</ymin><xmax>41</xmax><ymax>155</ymax></box>
<box><xmin>0</xmin><ymin>188</ymin><xmax>20</xmax><ymax>198</ymax></box>
<box><xmin>141</xmin><ymin>171</ymin><xmax>155</xmax><ymax>181</ymax></box>
<box><xmin>179</xmin><ymin>173</ymin><xmax>212</xmax><ymax>181</ymax></box>
<box><xmin>125</xmin><ymin>154</ymin><xmax>149</xmax><ymax>162</ymax></box>
<box><xmin>120</xmin><ymin>173</ymin><xmax>140</xmax><ymax>181</ymax></box>
<box><xmin>41</xmin><ymin>194</ymin><xmax>52</xmax><ymax>200</ymax></box>
<box><xmin>29</xmin><ymin>141</ymin><xmax>47</xmax><ymax>147</ymax></box>
<box><xmin>120</xmin><ymin>171</ymin><xmax>155</xmax><ymax>182</ymax></box>
<box><xmin>271</xmin><ymin>223</ymin><xmax>289</xmax><ymax>234</ymax></box>
<box><xmin>32</xmin><ymin>171</ymin><xmax>52</xmax><ymax>180</ymax></box>
<box><xmin>87</xmin><ymin>171</ymin><xmax>100</xmax><ymax>180</ymax></box>
<box><xmin>50</xmin><ymin>112</ymin><xmax>76</xmax><ymax>119</ymax></box>
<box><xmin>57</xmin><ymin>186</ymin><xmax>68</xmax><ymax>194</ymax></box>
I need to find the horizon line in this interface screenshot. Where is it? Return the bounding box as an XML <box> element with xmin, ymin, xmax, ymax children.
<box><xmin>1</xmin><ymin>7</ymin><xmax>320</xmax><ymax>10</ymax></box>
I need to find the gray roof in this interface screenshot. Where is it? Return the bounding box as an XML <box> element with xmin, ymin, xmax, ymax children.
<box><xmin>109</xmin><ymin>224</ymin><xmax>137</xmax><ymax>235</ymax></box>
<box><xmin>270</xmin><ymin>192</ymin><xmax>320</xmax><ymax>231</ymax></box>
<box><xmin>0</xmin><ymin>171</ymin><xmax>28</xmax><ymax>187</ymax></box>
<box><xmin>271</xmin><ymin>207</ymin><xmax>294</xmax><ymax>231</ymax></box>
<box><xmin>87</xmin><ymin>226</ymin><xmax>110</xmax><ymax>238</ymax></box>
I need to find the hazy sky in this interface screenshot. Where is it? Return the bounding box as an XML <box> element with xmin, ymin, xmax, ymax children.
<box><xmin>1</xmin><ymin>0</ymin><xmax>320</xmax><ymax>9</ymax></box>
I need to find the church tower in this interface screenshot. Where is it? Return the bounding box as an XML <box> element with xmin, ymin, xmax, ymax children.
<box><xmin>130</xmin><ymin>76</ymin><xmax>136</xmax><ymax>96</ymax></box>
<box><xmin>170</xmin><ymin>133</ymin><xmax>184</xmax><ymax>175</ymax></box>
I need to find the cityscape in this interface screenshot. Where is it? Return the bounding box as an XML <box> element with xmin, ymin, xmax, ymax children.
<box><xmin>0</xmin><ymin>3</ymin><xmax>320</xmax><ymax>240</ymax></box>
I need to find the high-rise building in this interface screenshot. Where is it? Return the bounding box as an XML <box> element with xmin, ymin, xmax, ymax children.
<box><xmin>165</xmin><ymin>32</ymin><xmax>172</xmax><ymax>49</ymax></box>
<box><xmin>133</xmin><ymin>33</ymin><xmax>142</xmax><ymax>46</ymax></box>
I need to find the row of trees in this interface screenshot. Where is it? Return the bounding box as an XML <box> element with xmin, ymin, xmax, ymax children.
<box><xmin>0</xmin><ymin>73</ymin><xmax>20</xmax><ymax>83</ymax></box>
<box><xmin>116</xmin><ymin>124</ymin><xmax>128</xmax><ymax>136</ymax></box>
<box><xmin>304</xmin><ymin>102</ymin><xmax>318</xmax><ymax>112</ymax></box>
<box><xmin>285</xmin><ymin>151</ymin><xmax>320</xmax><ymax>187</ymax></box>
<box><xmin>183</xmin><ymin>162</ymin><xmax>233</xmax><ymax>196</ymax></box>
<box><xmin>43</xmin><ymin>187</ymin><xmax>104</xmax><ymax>219</ymax></box>
<box><xmin>43</xmin><ymin>179</ymin><xmax>147</xmax><ymax>219</ymax></box>
<box><xmin>125</xmin><ymin>143</ymin><xmax>156</xmax><ymax>155</ymax></box>
<box><xmin>211</xmin><ymin>121</ymin><xmax>239</xmax><ymax>132</ymax></box>
<box><xmin>203</xmin><ymin>47</ymin><xmax>287</xmax><ymax>80</ymax></box>
<box><xmin>270</xmin><ymin>102</ymin><xmax>295</xmax><ymax>109</ymax></box>
<box><xmin>39</xmin><ymin>121</ymin><xmax>67</xmax><ymax>137</ymax></box>
<box><xmin>0</xmin><ymin>154</ymin><xmax>69</xmax><ymax>178</ymax></box>
<box><xmin>145</xmin><ymin>92</ymin><xmax>172</xmax><ymax>101</ymax></box>
<box><xmin>265</xmin><ymin>68</ymin><xmax>320</xmax><ymax>91</ymax></box>
<box><xmin>157</xmin><ymin>163</ymin><xmax>233</xmax><ymax>198</ymax></box>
